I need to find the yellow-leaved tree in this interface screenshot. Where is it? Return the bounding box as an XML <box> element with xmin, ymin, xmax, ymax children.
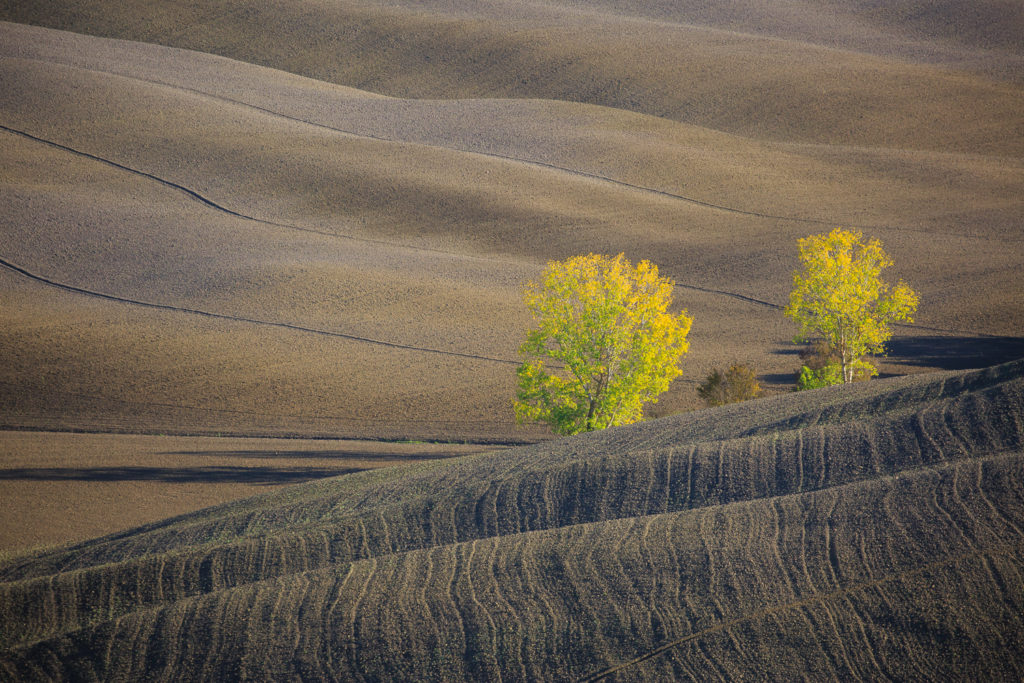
<box><xmin>785</xmin><ymin>228</ymin><xmax>918</xmax><ymax>385</ymax></box>
<box><xmin>514</xmin><ymin>253</ymin><xmax>692</xmax><ymax>436</ymax></box>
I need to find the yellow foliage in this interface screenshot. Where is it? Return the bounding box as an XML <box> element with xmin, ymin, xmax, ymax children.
<box><xmin>514</xmin><ymin>253</ymin><xmax>692</xmax><ymax>435</ymax></box>
<box><xmin>785</xmin><ymin>228</ymin><xmax>918</xmax><ymax>384</ymax></box>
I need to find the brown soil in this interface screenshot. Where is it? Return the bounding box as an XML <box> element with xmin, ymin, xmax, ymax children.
<box><xmin>0</xmin><ymin>359</ymin><xmax>1021</xmax><ymax>679</ymax></box>
<box><xmin>0</xmin><ymin>6</ymin><xmax>1021</xmax><ymax>675</ymax></box>
<box><xmin>0</xmin><ymin>430</ymin><xmax>488</xmax><ymax>553</ymax></box>
<box><xmin>0</xmin><ymin>22</ymin><xmax>1020</xmax><ymax>446</ymax></box>
<box><xmin>0</xmin><ymin>14</ymin><xmax>1020</xmax><ymax>556</ymax></box>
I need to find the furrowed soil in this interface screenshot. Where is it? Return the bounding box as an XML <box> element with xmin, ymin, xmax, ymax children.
<box><xmin>0</xmin><ymin>1</ymin><xmax>1021</xmax><ymax>678</ymax></box>
<box><xmin>1</xmin><ymin>359</ymin><xmax>1022</xmax><ymax>679</ymax></box>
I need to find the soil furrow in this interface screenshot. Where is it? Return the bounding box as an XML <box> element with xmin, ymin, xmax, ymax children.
<box><xmin>2</xmin><ymin>364</ymin><xmax>1022</xmax><ymax>675</ymax></box>
<box><xmin>581</xmin><ymin>542</ymin><xmax>1021</xmax><ymax>681</ymax></box>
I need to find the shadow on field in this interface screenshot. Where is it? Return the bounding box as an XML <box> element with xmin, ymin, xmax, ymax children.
<box><xmin>765</xmin><ymin>336</ymin><xmax>1024</xmax><ymax>383</ymax></box>
<box><xmin>886</xmin><ymin>335</ymin><xmax>1024</xmax><ymax>370</ymax></box>
<box><xmin>0</xmin><ymin>466</ymin><xmax>360</xmax><ymax>485</ymax></box>
<box><xmin>761</xmin><ymin>372</ymin><xmax>798</xmax><ymax>386</ymax></box>
<box><xmin>162</xmin><ymin>450</ymin><xmax>469</xmax><ymax>461</ymax></box>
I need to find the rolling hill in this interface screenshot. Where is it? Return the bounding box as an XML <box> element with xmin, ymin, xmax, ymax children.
<box><xmin>1</xmin><ymin>19</ymin><xmax>1022</xmax><ymax>441</ymax></box>
<box><xmin>1</xmin><ymin>359</ymin><xmax>1022</xmax><ymax>679</ymax></box>
<box><xmin>1</xmin><ymin>1</ymin><xmax>1023</xmax><ymax>677</ymax></box>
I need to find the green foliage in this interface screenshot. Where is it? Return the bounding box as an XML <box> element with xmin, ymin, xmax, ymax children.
<box><xmin>796</xmin><ymin>363</ymin><xmax>843</xmax><ymax>390</ymax></box>
<box><xmin>799</xmin><ymin>339</ymin><xmax>838</xmax><ymax>374</ymax></box>
<box><xmin>514</xmin><ymin>253</ymin><xmax>692</xmax><ymax>435</ymax></box>
<box><xmin>796</xmin><ymin>340</ymin><xmax>876</xmax><ymax>391</ymax></box>
<box><xmin>698</xmin><ymin>364</ymin><xmax>763</xmax><ymax>407</ymax></box>
<box><xmin>785</xmin><ymin>228</ymin><xmax>918</xmax><ymax>384</ymax></box>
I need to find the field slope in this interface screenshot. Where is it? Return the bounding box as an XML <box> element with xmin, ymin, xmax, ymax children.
<box><xmin>0</xmin><ymin>5</ymin><xmax>1022</xmax><ymax>677</ymax></box>
<box><xmin>1</xmin><ymin>19</ymin><xmax>1022</xmax><ymax>441</ymax></box>
<box><xmin>1</xmin><ymin>359</ymin><xmax>1022</xmax><ymax>679</ymax></box>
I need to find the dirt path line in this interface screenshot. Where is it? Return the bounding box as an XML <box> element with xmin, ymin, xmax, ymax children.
<box><xmin>0</xmin><ymin>255</ymin><xmax>520</xmax><ymax>365</ymax></box>
<box><xmin>0</xmin><ymin>123</ymin><xmax>1005</xmax><ymax>339</ymax></box>
<box><xmin>0</xmin><ymin>123</ymin><xmax>510</xmax><ymax>267</ymax></box>
<box><xmin>10</xmin><ymin>55</ymin><xmax>834</xmax><ymax>227</ymax></box>
<box><xmin>17</xmin><ymin>52</ymin><xmax>1016</xmax><ymax>247</ymax></box>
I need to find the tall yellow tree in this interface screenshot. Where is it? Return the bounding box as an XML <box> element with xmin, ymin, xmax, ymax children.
<box><xmin>514</xmin><ymin>253</ymin><xmax>692</xmax><ymax>435</ymax></box>
<box><xmin>785</xmin><ymin>228</ymin><xmax>918</xmax><ymax>384</ymax></box>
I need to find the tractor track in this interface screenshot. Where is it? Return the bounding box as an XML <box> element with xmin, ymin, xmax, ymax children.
<box><xmin>0</xmin><ymin>255</ymin><xmax>520</xmax><ymax>366</ymax></box>
<box><xmin>12</xmin><ymin>52</ymin><xmax>1018</xmax><ymax>246</ymax></box>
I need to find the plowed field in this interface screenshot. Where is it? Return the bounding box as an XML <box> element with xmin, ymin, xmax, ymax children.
<box><xmin>2</xmin><ymin>360</ymin><xmax>1022</xmax><ymax>679</ymax></box>
<box><xmin>0</xmin><ymin>2</ymin><xmax>1022</xmax><ymax>678</ymax></box>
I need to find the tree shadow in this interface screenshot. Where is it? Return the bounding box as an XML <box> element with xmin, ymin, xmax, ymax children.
<box><xmin>884</xmin><ymin>335</ymin><xmax>1024</xmax><ymax>370</ymax></box>
<box><xmin>160</xmin><ymin>450</ymin><xmax>470</xmax><ymax>461</ymax></box>
<box><xmin>761</xmin><ymin>372</ymin><xmax>800</xmax><ymax>385</ymax></box>
<box><xmin>0</xmin><ymin>466</ymin><xmax>363</xmax><ymax>485</ymax></box>
<box><xmin>768</xmin><ymin>335</ymin><xmax>1024</xmax><ymax>377</ymax></box>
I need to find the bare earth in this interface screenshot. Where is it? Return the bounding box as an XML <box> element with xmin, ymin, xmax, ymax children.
<box><xmin>0</xmin><ymin>15</ymin><xmax>1021</xmax><ymax>444</ymax></box>
<box><xmin>0</xmin><ymin>1</ymin><xmax>1021</xmax><ymax>551</ymax></box>
<box><xmin>0</xmin><ymin>431</ymin><xmax>487</xmax><ymax>553</ymax></box>
<box><xmin>0</xmin><ymin>1</ymin><xmax>1021</xmax><ymax>678</ymax></box>
<box><xmin>0</xmin><ymin>360</ymin><xmax>1021</xmax><ymax>679</ymax></box>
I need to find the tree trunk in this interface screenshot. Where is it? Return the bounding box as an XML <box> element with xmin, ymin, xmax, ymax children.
<box><xmin>840</xmin><ymin>328</ymin><xmax>854</xmax><ymax>384</ymax></box>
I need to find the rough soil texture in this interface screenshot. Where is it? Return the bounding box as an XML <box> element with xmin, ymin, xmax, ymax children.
<box><xmin>0</xmin><ymin>3</ymin><xmax>1021</xmax><ymax>678</ymax></box>
<box><xmin>0</xmin><ymin>360</ymin><xmax>1022</xmax><ymax>679</ymax></box>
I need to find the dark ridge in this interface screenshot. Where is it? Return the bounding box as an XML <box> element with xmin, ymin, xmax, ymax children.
<box><xmin>0</xmin><ymin>359</ymin><xmax>1021</xmax><ymax>680</ymax></box>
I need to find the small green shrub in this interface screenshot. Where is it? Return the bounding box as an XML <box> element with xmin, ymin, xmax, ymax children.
<box><xmin>796</xmin><ymin>363</ymin><xmax>843</xmax><ymax>390</ymax></box>
<box><xmin>796</xmin><ymin>340</ymin><xmax>876</xmax><ymax>391</ymax></box>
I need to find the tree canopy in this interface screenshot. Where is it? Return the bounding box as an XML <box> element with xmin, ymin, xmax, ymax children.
<box><xmin>514</xmin><ymin>253</ymin><xmax>692</xmax><ymax>435</ymax></box>
<box><xmin>785</xmin><ymin>228</ymin><xmax>918</xmax><ymax>384</ymax></box>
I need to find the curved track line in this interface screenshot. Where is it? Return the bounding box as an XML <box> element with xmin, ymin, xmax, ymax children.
<box><xmin>580</xmin><ymin>543</ymin><xmax>1020</xmax><ymax>681</ymax></box>
<box><xmin>675</xmin><ymin>282</ymin><xmax>783</xmax><ymax>310</ymax></box>
<box><xmin>19</xmin><ymin>54</ymin><xmax>1017</xmax><ymax>244</ymax></box>
<box><xmin>178</xmin><ymin>85</ymin><xmax>1018</xmax><ymax>243</ymax></box>
<box><xmin>0</xmin><ymin>124</ymin><xmax>509</xmax><ymax>267</ymax></box>
<box><xmin>0</xmin><ymin>256</ymin><xmax>519</xmax><ymax>365</ymax></box>
<box><xmin>0</xmin><ymin>124</ymin><xmax>252</xmax><ymax>220</ymax></box>
<box><xmin>24</xmin><ymin>57</ymin><xmax>833</xmax><ymax>226</ymax></box>
<box><xmin>672</xmin><ymin>282</ymin><xmax>1013</xmax><ymax>340</ymax></box>
<box><xmin>192</xmin><ymin>90</ymin><xmax>827</xmax><ymax>225</ymax></box>
<box><xmin>0</xmin><ymin>124</ymin><xmax>1007</xmax><ymax>339</ymax></box>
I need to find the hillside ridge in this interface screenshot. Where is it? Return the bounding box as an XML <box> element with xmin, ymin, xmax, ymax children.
<box><xmin>0</xmin><ymin>358</ymin><xmax>1019</xmax><ymax>679</ymax></box>
<box><xmin>1</xmin><ymin>358</ymin><xmax>1021</xmax><ymax>679</ymax></box>
<box><xmin>0</xmin><ymin>5</ymin><xmax>1022</xmax><ymax>678</ymax></box>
